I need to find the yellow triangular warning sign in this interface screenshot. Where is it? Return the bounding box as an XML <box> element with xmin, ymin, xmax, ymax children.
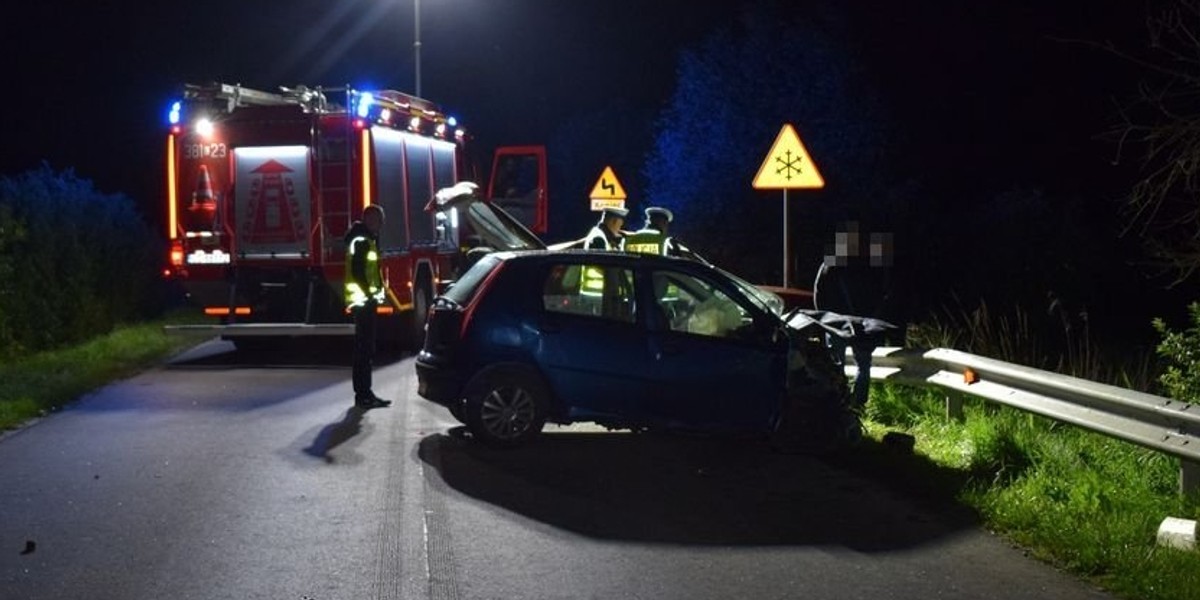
<box><xmin>589</xmin><ymin>166</ymin><xmax>628</xmax><ymax>202</ymax></box>
<box><xmin>752</xmin><ymin>124</ymin><xmax>825</xmax><ymax>190</ymax></box>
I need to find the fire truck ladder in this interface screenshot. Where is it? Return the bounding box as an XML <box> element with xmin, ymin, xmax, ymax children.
<box><xmin>314</xmin><ymin>87</ymin><xmax>354</xmax><ymax>257</ymax></box>
<box><xmin>183</xmin><ymin>82</ymin><xmax>330</xmax><ymax>113</ymax></box>
<box><xmin>306</xmin><ymin>87</ymin><xmax>356</xmax><ymax>323</ymax></box>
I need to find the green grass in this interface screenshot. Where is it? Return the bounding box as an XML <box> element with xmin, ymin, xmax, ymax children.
<box><xmin>864</xmin><ymin>382</ymin><xmax>1200</xmax><ymax>600</ymax></box>
<box><xmin>0</xmin><ymin>311</ymin><xmax>208</xmax><ymax>431</ymax></box>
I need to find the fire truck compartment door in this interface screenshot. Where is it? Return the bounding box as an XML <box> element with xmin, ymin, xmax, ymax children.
<box><xmin>233</xmin><ymin>146</ymin><xmax>312</xmax><ymax>258</ymax></box>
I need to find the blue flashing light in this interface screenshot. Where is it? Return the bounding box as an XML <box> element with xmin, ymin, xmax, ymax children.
<box><xmin>168</xmin><ymin>101</ymin><xmax>182</xmax><ymax>125</ymax></box>
<box><xmin>356</xmin><ymin>93</ymin><xmax>374</xmax><ymax>118</ymax></box>
<box><xmin>447</xmin><ymin>116</ymin><xmax>458</xmax><ymax>127</ymax></box>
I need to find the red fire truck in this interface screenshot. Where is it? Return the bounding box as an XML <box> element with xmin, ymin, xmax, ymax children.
<box><xmin>162</xmin><ymin>82</ymin><xmax>547</xmax><ymax>348</ymax></box>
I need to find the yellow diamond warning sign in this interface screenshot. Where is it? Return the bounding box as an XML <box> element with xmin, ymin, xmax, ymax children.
<box><xmin>589</xmin><ymin>165</ymin><xmax>628</xmax><ymax>211</ymax></box>
<box><xmin>752</xmin><ymin>124</ymin><xmax>825</xmax><ymax>190</ymax></box>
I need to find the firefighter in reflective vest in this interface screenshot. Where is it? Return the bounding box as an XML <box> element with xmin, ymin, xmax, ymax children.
<box><xmin>584</xmin><ymin>206</ymin><xmax>628</xmax><ymax>250</ymax></box>
<box><xmin>580</xmin><ymin>206</ymin><xmax>626</xmax><ymax>298</ymax></box>
<box><xmin>622</xmin><ymin>206</ymin><xmax>703</xmax><ymax>261</ymax></box>
<box><xmin>344</xmin><ymin>204</ymin><xmax>391</xmax><ymax>409</ymax></box>
<box><xmin>622</xmin><ymin>206</ymin><xmax>673</xmax><ymax>255</ymax></box>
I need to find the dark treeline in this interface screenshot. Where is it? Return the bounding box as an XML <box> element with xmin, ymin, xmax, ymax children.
<box><xmin>612</xmin><ymin>0</ymin><xmax>1196</xmax><ymax>352</ymax></box>
<box><xmin>0</xmin><ymin>166</ymin><xmax>165</xmax><ymax>359</ymax></box>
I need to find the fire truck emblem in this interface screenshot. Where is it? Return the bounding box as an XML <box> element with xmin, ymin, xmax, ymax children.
<box><xmin>242</xmin><ymin>159</ymin><xmax>307</xmax><ymax>245</ymax></box>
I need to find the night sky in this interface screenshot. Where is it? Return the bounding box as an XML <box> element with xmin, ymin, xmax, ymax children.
<box><xmin>0</xmin><ymin>0</ymin><xmax>1177</xmax><ymax>324</ymax></box>
<box><xmin>0</xmin><ymin>0</ymin><xmax>728</xmax><ymax>220</ymax></box>
<box><xmin>0</xmin><ymin>1</ymin><xmax>1147</xmax><ymax>208</ymax></box>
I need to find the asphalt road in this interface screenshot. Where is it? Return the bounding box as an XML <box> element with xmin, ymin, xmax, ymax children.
<box><xmin>0</xmin><ymin>339</ymin><xmax>1114</xmax><ymax>600</ymax></box>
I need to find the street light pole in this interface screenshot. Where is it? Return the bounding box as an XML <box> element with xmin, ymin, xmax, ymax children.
<box><xmin>414</xmin><ymin>0</ymin><xmax>422</xmax><ymax>97</ymax></box>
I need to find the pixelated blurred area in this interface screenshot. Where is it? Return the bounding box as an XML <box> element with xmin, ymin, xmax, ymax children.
<box><xmin>823</xmin><ymin>221</ymin><xmax>894</xmax><ymax>268</ymax></box>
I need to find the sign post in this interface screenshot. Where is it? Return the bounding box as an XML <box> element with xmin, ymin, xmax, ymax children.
<box><xmin>588</xmin><ymin>165</ymin><xmax>628</xmax><ymax>212</ymax></box>
<box><xmin>752</xmin><ymin>123</ymin><xmax>825</xmax><ymax>288</ymax></box>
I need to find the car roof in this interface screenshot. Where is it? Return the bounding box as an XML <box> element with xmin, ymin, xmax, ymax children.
<box><xmin>492</xmin><ymin>249</ymin><xmax>713</xmax><ymax>271</ymax></box>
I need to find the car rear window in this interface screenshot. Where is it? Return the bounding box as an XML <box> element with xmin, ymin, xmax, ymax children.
<box><xmin>444</xmin><ymin>254</ymin><xmax>504</xmax><ymax>306</ymax></box>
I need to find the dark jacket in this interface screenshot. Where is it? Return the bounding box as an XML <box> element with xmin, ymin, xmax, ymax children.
<box><xmin>813</xmin><ymin>257</ymin><xmax>905</xmax><ymax>343</ymax></box>
<box><xmin>813</xmin><ymin>259</ymin><xmax>893</xmax><ymax>318</ymax></box>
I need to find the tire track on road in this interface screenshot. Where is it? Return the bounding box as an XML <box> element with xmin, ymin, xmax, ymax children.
<box><xmin>372</xmin><ymin>362</ymin><xmax>411</xmax><ymax>600</ymax></box>
<box><xmin>420</xmin><ymin>431</ymin><xmax>461</xmax><ymax>600</ymax></box>
<box><xmin>377</xmin><ymin>358</ymin><xmax>462</xmax><ymax>600</ymax></box>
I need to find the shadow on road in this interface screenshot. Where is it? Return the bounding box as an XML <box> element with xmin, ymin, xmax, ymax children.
<box><xmin>418</xmin><ymin>430</ymin><xmax>978</xmax><ymax>551</ymax></box>
<box><xmin>303</xmin><ymin>407</ymin><xmax>366</xmax><ymax>463</ymax></box>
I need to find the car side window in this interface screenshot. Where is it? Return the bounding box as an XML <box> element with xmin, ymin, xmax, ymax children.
<box><xmin>651</xmin><ymin>271</ymin><xmax>753</xmax><ymax>338</ymax></box>
<box><xmin>542</xmin><ymin>263</ymin><xmax>636</xmax><ymax>323</ymax></box>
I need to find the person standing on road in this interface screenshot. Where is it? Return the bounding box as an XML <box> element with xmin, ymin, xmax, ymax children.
<box><xmin>344</xmin><ymin>204</ymin><xmax>391</xmax><ymax>410</ymax></box>
<box><xmin>584</xmin><ymin>206</ymin><xmax>628</xmax><ymax>250</ymax></box>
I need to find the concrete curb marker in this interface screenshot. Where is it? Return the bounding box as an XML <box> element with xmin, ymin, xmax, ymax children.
<box><xmin>1157</xmin><ymin>517</ymin><xmax>1197</xmax><ymax>551</ymax></box>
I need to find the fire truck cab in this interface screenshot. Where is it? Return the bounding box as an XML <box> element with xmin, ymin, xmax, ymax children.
<box><xmin>163</xmin><ymin>82</ymin><xmax>547</xmax><ymax>349</ymax></box>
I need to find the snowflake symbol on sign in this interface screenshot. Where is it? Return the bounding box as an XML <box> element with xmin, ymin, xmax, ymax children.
<box><xmin>774</xmin><ymin>150</ymin><xmax>804</xmax><ymax>181</ymax></box>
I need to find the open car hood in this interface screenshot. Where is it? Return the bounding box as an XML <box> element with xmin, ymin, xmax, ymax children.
<box><xmin>432</xmin><ymin>182</ymin><xmax>546</xmax><ymax>251</ymax></box>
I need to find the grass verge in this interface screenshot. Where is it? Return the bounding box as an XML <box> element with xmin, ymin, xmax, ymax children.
<box><xmin>865</xmin><ymin>382</ymin><xmax>1200</xmax><ymax>600</ymax></box>
<box><xmin>0</xmin><ymin>311</ymin><xmax>208</xmax><ymax>432</ymax></box>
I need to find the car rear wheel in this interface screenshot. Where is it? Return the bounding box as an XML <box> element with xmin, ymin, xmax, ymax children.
<box><xmin>463</xmin><ymin>366</ymin><xmax>548</xmax><ymax>447</ymax></box>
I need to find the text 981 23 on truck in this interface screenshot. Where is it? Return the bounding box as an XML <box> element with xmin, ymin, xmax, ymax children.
<box><xmin>161</xmin><ymin>82</ymin><xmax>548</xmax><ymax>350</ymax></box>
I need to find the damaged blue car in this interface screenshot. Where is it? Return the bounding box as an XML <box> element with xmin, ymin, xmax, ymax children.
<box><xmin>415</xmin><ymin>183</ymin><xmax>866</xmax><ymax>449</ymax></box>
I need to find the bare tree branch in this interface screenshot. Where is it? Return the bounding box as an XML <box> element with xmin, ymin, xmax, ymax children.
<box><xmin>1064</xmin><ymin>1</ymin><xmax>1200</xmax><ymax>285</ymax></box>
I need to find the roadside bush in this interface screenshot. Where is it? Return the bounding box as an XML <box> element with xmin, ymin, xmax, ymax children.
<box><xmin>1153</xmin><ymin>302</ymin><xmax>1200</xmax><ymax>404</ymax></box>
<box><xmin>0</xmin><ymin>203</ymin><xmax>23</xmax><ymax>353</ymax></box>
<box><xmin>0</xmin><ymin>165</ymin><xmax>162</xmax><ymax>359</ymax></box>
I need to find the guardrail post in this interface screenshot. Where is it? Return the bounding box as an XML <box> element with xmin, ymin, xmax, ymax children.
<box><xmin>1181</xmin><ymin>460</ymin><xmax>1200</xmax><ymax>497</ymax></box>
<box><xmin>945</xmin><ymin>395</ymin><xmax>964</xmax><ymax>422</ymax></box>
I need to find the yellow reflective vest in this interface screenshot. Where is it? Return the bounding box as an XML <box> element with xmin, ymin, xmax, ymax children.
<box><xmin>344</xmin><ymin>234</ymin><xmax>384</xmax><ymax>308</ymax></box>
<box><xmin>621</xmin><ymin>228</ymin><xmax>667</xmax><ymax>255</ymax></box>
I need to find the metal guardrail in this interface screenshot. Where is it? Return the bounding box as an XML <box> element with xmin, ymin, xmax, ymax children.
<box><xmin>848</xmin><ymin>347</ymin><xmax>1200</xmax><ymax>495</ymax></box>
